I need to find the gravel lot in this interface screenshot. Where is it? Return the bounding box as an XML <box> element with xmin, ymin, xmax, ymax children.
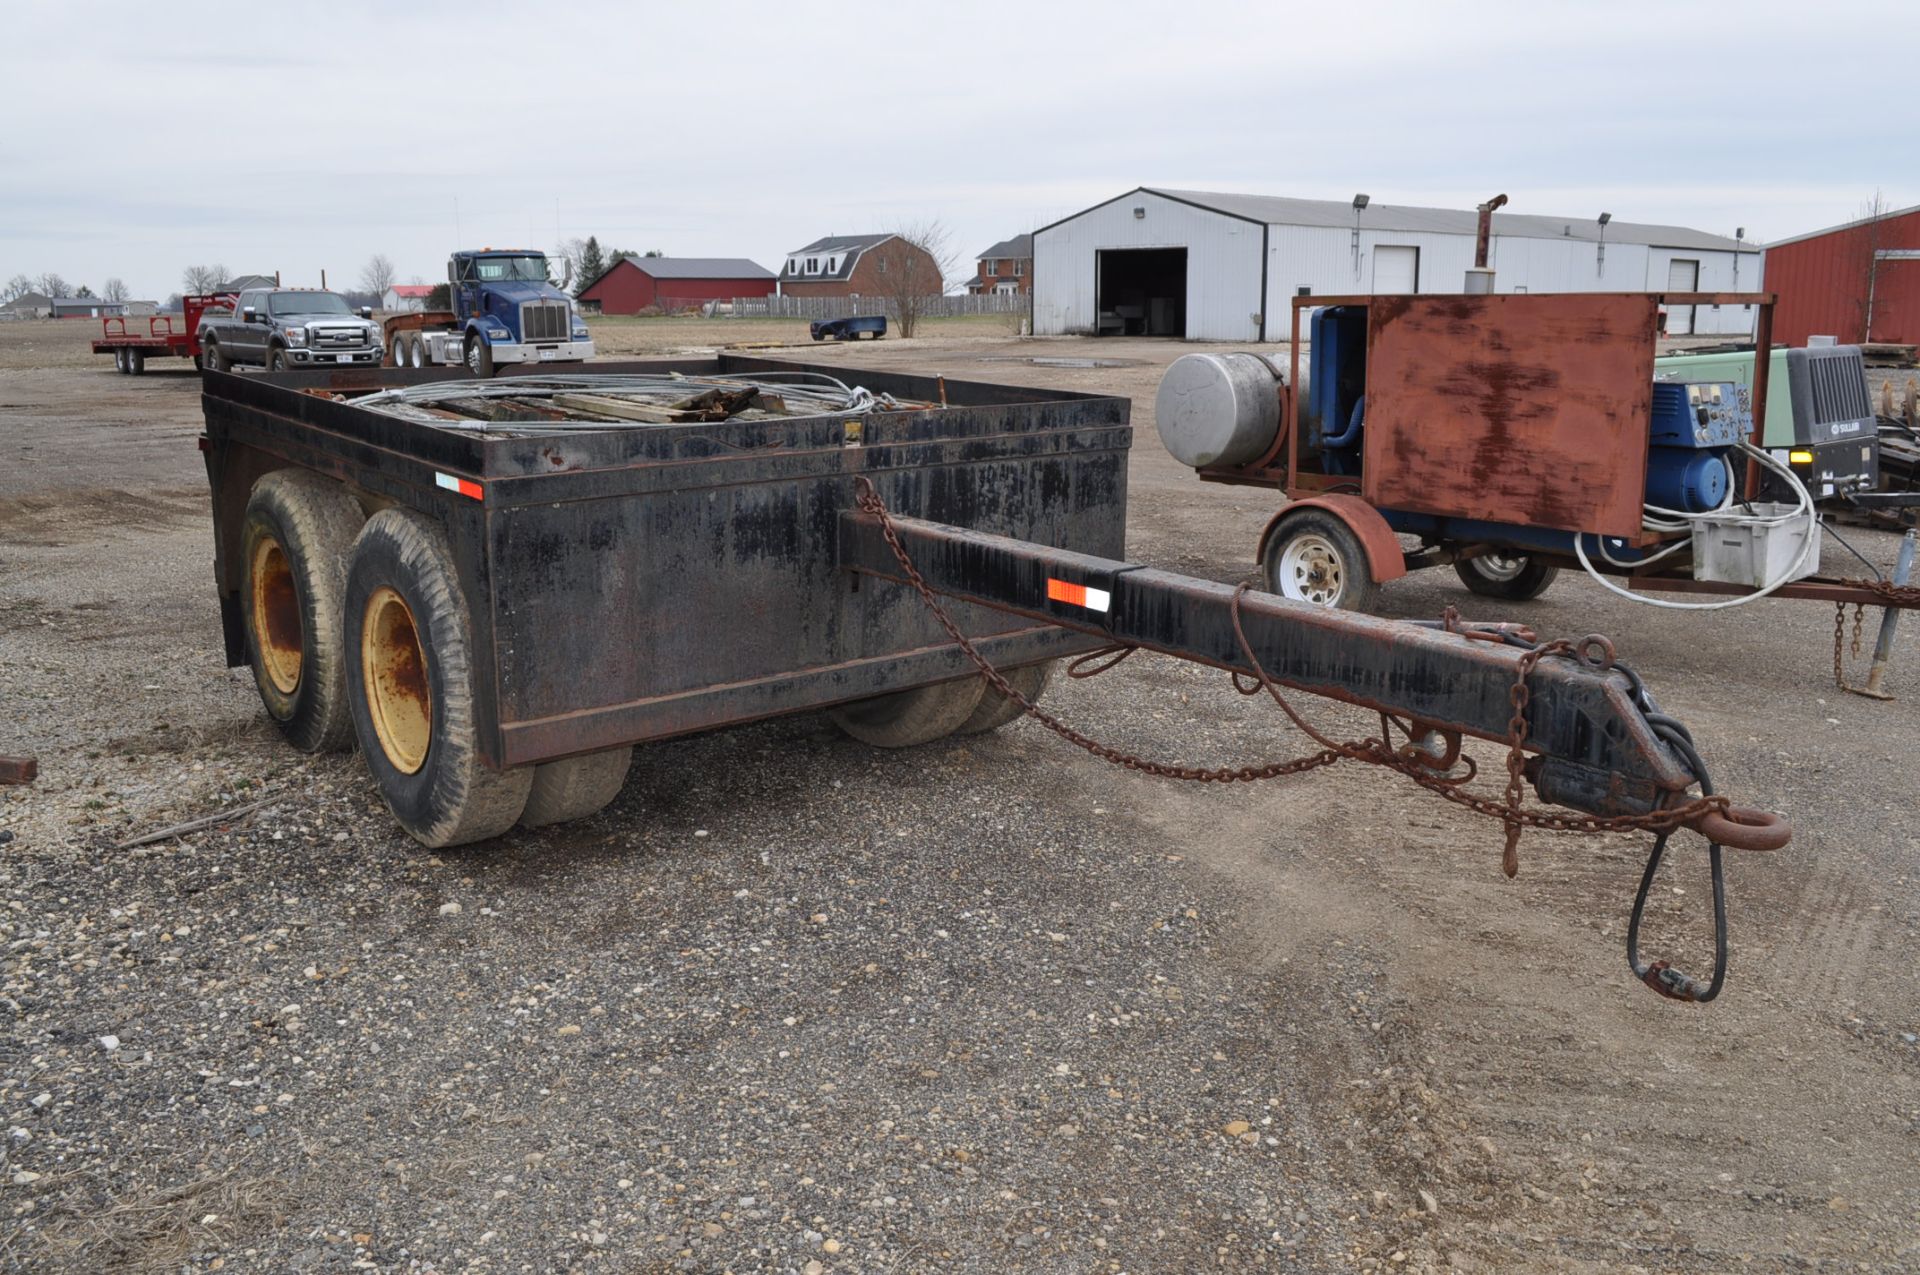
<box><xmin>2</xmin><ymin>317</ymin><xmax>1918</xmax><ymax>1273</ymax></box>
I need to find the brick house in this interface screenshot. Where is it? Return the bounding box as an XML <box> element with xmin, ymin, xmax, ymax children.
<box><xmin>964</xmin><ymin>233</ymin><xmax>1032</xmax><ymax>295</ymax></box>
<box><xmin>578</xmin><ymin>256</ymin><xmax>777</xmax><ymax>315</ymax></box>
<box><xmin>777</xmin><ymin>234</ymin><xmax>941</xmax><ymax>298</ymax></box>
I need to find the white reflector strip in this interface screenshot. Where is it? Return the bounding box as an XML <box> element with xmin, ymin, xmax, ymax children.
<box><xmin>435</xmin><ymin>472</ymin><xmax>484</xmax><ymax>500</ymax></box>
<box><xmin>1046</xmin><ymin>578</ymin><xmax>1111</xmax><ymax>612</ymax></box>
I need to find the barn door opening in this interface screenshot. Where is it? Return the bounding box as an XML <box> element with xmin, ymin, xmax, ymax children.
<box><xmin>1665</xmin><ymin>258</ymin><xmax>1700</xmax><ymax>334</ymax></box>
<box><xmin>1096</xmin><ymin>248</ymin><xmax>1186</xmax><ymax>336</ymax></box>
<box><xmin>1373</xmin><ymin>245</ymin><xmax>1419</xmax><ymax>293</ymax></box>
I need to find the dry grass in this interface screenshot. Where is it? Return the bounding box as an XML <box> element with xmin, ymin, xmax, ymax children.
<box><xmin>19</xmin><ymin>1167</ymin><xmax>286</xmax><ymax>1273</ymax></box>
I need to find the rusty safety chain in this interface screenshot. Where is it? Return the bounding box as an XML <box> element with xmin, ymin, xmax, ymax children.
<box><xmin>1832</xmin><ymin>577</ymin><xmax>1920</xmax><ymax>690</ymax></box>
<box><xmin>851</xmin><ymin>476</ymin><xmax>1737</xmax><ymax>882</ymax></box>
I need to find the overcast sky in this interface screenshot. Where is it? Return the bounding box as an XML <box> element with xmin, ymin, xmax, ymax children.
<box><xmin>4</xmin><ymin>0</ymin><xmax>1912</xmax><ymax>300</ymax></box>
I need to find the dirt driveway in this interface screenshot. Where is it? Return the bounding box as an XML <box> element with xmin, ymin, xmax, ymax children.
<box><xmin>2</xmin><ymin>317</ymin><xmax>1917</xmax><ymax>1272</ymax></box>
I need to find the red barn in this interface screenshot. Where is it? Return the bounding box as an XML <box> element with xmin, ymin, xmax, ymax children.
<box><xmin>578</xmin><ymin>256</ymin><xmax>776</xmax><ymax>315</ymax></box>
<box><xmin>1766</xmin><ymin>203</ymin><xmax>1920</xmax><ymax>345</ymax></box>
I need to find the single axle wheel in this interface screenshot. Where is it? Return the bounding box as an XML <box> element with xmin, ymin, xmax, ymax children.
<box><xmin>240</xmin><ymin>471</ymin><xmax>366</xmax><ymax>752</ymax></box>
<box><xmin>268</xmin><ymin>346</ymin><xmax>289</xmax><ymax>372</ymax></box>
<box><xmin>1263</xmin><ymin>510</ymin><xmax>1379</xmax><ymax>611</ymax></box>
<box><xmin>345</xmin><ymin>509</ymin><xmax>532</xmax><ymax>847</ymax></box>
<box><xmin>1454</xmin><ymin>551</ymin><xmax>1558</xmax><ymax>601</ymax></box>
<box><xmin>203</xmin><ymin>339</ymin><xmax>228</xmax><ymax>373</ymax></box>
<box><xmin>830</xmin><ymin>677</ymin><xmax>986</xmax><ymax>748</ymax></box>
<box><xmin>957</xmin><ymin>661</ymin><xmax>1054</xmax><ymax>735</ymax></box>
<box><xmin>520</xmin><ymin>746</ymin><xmax>634</xmax><ymax>829</ymax></box>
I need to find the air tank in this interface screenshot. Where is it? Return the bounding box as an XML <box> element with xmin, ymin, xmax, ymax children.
<box><xmin>1154</xmin><ymin>352</ymin><xmax>1288</xmax><ymax>469</ymax></box>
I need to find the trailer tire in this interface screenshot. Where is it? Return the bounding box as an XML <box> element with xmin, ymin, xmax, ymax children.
<box><xmin>193</xmin><ymin>353</ymin><xmax>204</xmax><ymax>372</ymax></box>
<box><xmin>113</xmin><ymin>348</ymin><xmax>127</xmax><ymax>373</ymax></box>
<box><xmin>346</xmin><ymin>509</ymin><xmax>532</xmax><ymax>847</ymax></box>
<box><xmin>1262</xmin><ymin>509</ymin><xmax>1380</xmax><ymax>611</ymax></box>
<box><xmin>957</xmin><ymin>661</ymin><xmax>1054</xmax><ymax>735</ymax></box>
<box><xmin>241</xmin><ymin>471</ymin><xmax>366</xmax><ymax>753</ymax></box>
<box><xmin>1453</xmin><ymin>552</ymin><xmax>1558</xmax><ymax>601</ymax></box>
<box><xmin>519</xmin><ymin>746</ymin><xmax>634</xmax><ymax>829</ymax></box>
<box><xmin>830</xmin><ymin>678</ymin><xmax>986</xmax><ymax>749</ymax></box>
<box><xmin>127</xmin><ymin>348</ymin><xmax>145</xmax><ymax>376</ymax></box>
<box><xmin>465</xmin><ymin>335</ymin><xmax>495</xmax><ymax>378</ymax></box>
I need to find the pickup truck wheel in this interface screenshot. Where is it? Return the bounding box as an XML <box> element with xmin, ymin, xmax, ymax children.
<box><xmin>957</xmin><ymin>661</ymin><xmax>1054</xmax><ymax>735</ymax></box>
<box><xmin>346</xmin><ymin>509</ymin><xmax>532</xmax><ymax>847</ymax></box>
<box><xmin>268</xmin><ymin>346</ymin><xmax>288</xmax><ymax>372</ymax></box>
<box><xmin>241</xmin><ymin>471</ymin><xmax>366</xmax><ymax>753</ymax></box>
<box><xmin>204</xmin><ymin>340</ymin><xmax>228</xmax><ymax>373</ymax></box>
<box><xmin>830</xmin><ymin>677</ymin><xmax>985</xmax><ymax>748</ymax></box>
<box><xmin>465</xmin><ymin>335</ymin><xmax>495</xmax><ymax>378</ymax></box>
<box><xmin>519</xmin><ymin>746</ymin><xmax>634</xmax><ymax>829</ymax></box>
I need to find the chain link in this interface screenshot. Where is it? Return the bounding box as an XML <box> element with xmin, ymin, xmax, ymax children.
<box><xmin>1830</xmin><ymin>577</ymin><xmax>1920</xmax><ymax>690</ymax></box>
<box><xmin>851</xmin><ymin>477</ymin><xmax>1730</xmax><ymax>876</ymax></box>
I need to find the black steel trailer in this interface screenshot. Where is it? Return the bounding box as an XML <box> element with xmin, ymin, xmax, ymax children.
<box><xmin>199</xmin><ymin>358</ymin><xmax>1787</xmax><ymax>1000</ymax></box>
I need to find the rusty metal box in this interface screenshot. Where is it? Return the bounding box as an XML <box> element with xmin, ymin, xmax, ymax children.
<box><xmin>1360</xmin><ymin>294</ymin><xmax>1660</xmax><ymax>538</ymax></box>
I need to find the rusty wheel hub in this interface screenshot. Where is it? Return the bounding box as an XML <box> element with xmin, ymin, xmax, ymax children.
<box><xmin>362</xmin><ymin>587</ymin><xmax>432</xmax><ymax>774</ymax></box>
<box><xmin>249</xmin><ymin>536</ymin><xmax>303</xmax><ymax>695</ymax></box>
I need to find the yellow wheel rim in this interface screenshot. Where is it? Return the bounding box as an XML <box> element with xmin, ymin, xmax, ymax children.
<box><xmin>249</xmin><ymin>536</ymin><xmax>303</xmax><ymax>695</ymax></box>
<box><xmin>361</xmin><ymin>586</ymin><xmax>432</xmax><ymax>774</ymax></box>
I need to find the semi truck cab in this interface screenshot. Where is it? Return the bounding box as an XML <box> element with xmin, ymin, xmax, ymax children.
<box><xmin>447</xmin><ymin>249</ymin><xmax>593</xmax><ymax>375</ymax></box>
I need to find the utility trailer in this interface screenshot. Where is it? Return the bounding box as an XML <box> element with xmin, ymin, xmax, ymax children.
<box><xmin>92</xmin><ymin>293</ymin><xmax>233</xmax><ymax>374</ymax></box>
<box><xmin>1158</xmin><ymin>292</ymin><xmax>1920</xmax><ymax>692</ymax></box>
<box><xmin>198</xmin><ymin>358</ymin><xmax>1786</xmax><ymax>998</ymax></box>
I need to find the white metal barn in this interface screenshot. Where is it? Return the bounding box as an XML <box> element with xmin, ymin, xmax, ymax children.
<box><xmin>1031</xmin><ymin>188</ymin><xmax>1763</xmax><ymax>342</ymax></box>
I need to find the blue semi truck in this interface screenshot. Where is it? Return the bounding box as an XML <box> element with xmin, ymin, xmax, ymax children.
<box><xmin>385</xmin><ymin>248</ymin><xmax>594</xmax><ymax>376</ymax></box>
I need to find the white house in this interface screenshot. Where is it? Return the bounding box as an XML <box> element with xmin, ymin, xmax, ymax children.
<box><xmin>1033</xmin><ymin>187</ymin><xmax>1763</xmax><ymax>342</ymax></box>
<box><xmin>383</xmin><ymin>284</ymin><xmax>434</xmax><ymax>312</ymax></box>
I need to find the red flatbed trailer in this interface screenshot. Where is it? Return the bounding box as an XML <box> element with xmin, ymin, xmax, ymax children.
<box><xmin>92</xmin><ymin>293</ymin><xmax>235</xmax><ymax>374</ymax></box>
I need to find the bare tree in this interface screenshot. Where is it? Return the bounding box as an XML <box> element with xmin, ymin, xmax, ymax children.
<box><xmin>36</xmin><ymin>272</ymin><xmax>70</xmax><ymax>299</ymax></box>
<box><xmin>3</xmin><ymin>274</ymin><xmax>31</xmax><ymax>302</ymax></box>
<box><xmin>1859</xmin><ymin>190</ymin><xmax>1889</xmax><ymax>343</ymax></box>
<box><xmin>866</xmin><ymin>221</ymin><xmax>956</xmax><ymax>338</ymax></box>
<box><xmin>101</xmin><ymin>277</ymin><xmax>130</xmax><ymax>304</ymax></box>
<box><xmin>359</xmin><ymin>253</ymin><xmax>397</xmax><ymax>298</ymax></box>
<box><xmin>183</xmin><ymin>264</ymin><xmax>229</xmax><ymax>294</ymax></box>
<box><xmin>551</xmin><ymin>237</ymin><xmax>587</xmax><ymax>289</ymax></box>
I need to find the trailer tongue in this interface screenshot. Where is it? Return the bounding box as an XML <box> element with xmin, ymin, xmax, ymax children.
<box><xmin>199</xmin><ymin>358</ymin><xmax>1788</xmax><ymax>1003</ymax></box>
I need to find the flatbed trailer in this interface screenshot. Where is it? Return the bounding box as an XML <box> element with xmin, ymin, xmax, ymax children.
<box><xmin>93</xmin><ymin>293</ymin><xmax>232</xmax><ymax>374</ymax></box>
<box><xmin>198</xmin><ymin>358</ymin><xmax>1788</xmax><ymax>1001</ymax></box>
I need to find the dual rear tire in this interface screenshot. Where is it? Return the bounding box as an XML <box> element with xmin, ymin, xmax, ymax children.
<box><xmin>828</xmin><ymin>661</ymin><xmax>1053</xmax><ymax>748</ymax></box>
<box><xmin>239</xmin><ymin>476</ymin><xmax>631</xmax><ymax>847</ymax></box>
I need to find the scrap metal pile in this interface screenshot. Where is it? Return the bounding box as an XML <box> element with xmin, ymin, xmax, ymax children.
<box><xmin>347</xmin><ymin>371</ymin><xmax>931</xmax><ymax>434</ymax></box>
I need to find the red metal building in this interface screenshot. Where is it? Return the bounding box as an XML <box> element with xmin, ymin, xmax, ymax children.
<box><xmin>1766</xmin><ymin>203</ymin><xmax>1920</xmax><ymax>345</ymax></box>
<box><xmin>579</xmin><ymin>256</ymin><xmax>776</xmax><ymax>314</ymax></box>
